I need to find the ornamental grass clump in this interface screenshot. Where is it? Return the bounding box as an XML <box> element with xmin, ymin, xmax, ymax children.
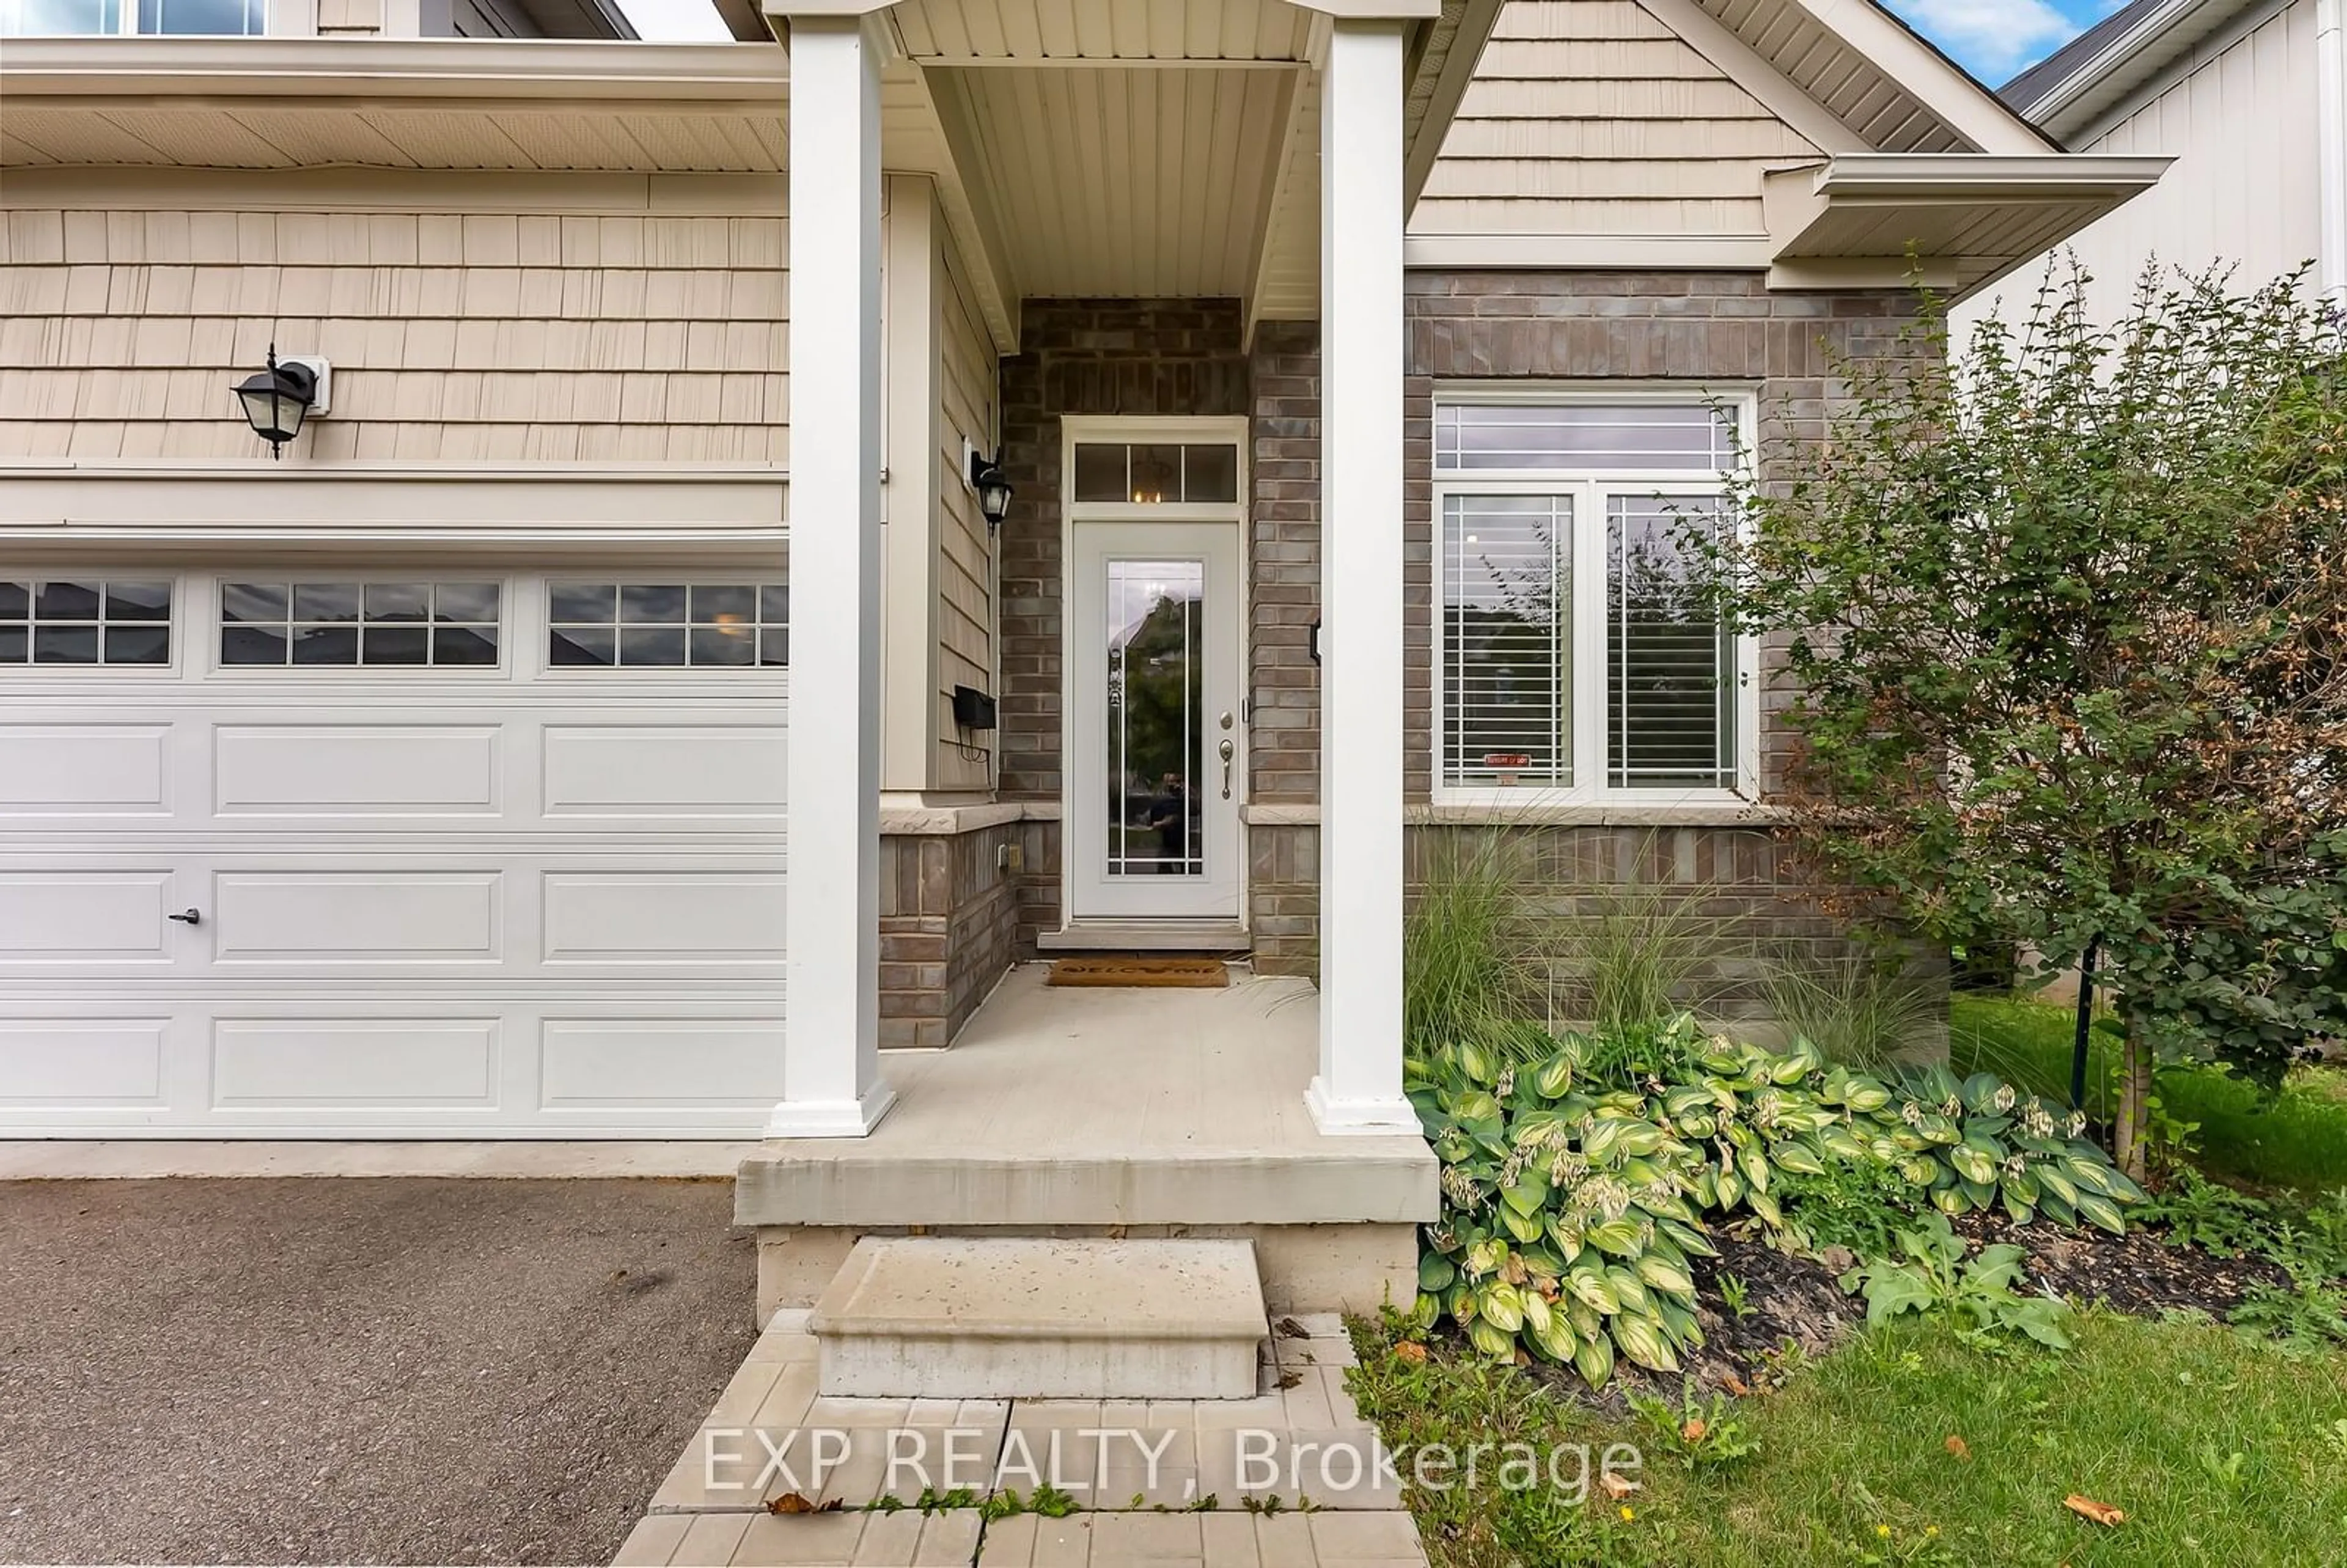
<box><xmin>1405</xmin><ymin>1016</ymin><xmax>2144</xmax><ymax>1385</ymax></box>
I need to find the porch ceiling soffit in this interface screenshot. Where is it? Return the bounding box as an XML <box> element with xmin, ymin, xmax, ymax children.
<box><xmin>0</xmin><ymin>38</ymin><xmax>793</xmax><ymax>174</ymax></box>
<box><xmin>1761</xmin><ymin>152</ymin><xmax>2170</xmax><ymax>294</ymax></box>
<box><xmin>773</xmin><ymin>0</ymin><xmax>1482</xmax><ymax>335</ymax></box>
<box><xmin>1685</xmin><ymin>0</ymin><xmax>2056</xmax><ymax>156</ymax></box>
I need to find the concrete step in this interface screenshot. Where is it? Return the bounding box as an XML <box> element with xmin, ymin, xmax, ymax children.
<box><xmin>809</xmin><ymin>1236</ymin><xmax>1267</xmax><ymax>1399</ymax></box>
<box><xmin>1034</xmin><ymin>920</ymin><xmax>1251</xmax><ymax>953</ymax></box>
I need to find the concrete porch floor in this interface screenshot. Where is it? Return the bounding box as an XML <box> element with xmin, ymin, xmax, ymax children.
<box><xmin>734</xmin><ymin>964</ymin><xmax>1438</xmax><ymax>1318</ymax></box>
<box><xmin>740</xmin><ymin>964</ymin><xmax>1434</xmax><ymax>1228</ymax></box>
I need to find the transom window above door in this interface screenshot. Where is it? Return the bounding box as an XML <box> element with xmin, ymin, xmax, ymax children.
<box><xmin>220</xmin><ymin>582</ymin><xmax>501</xmax><ymax>667</ymax></box>
<box><xmin>0</xmin><ymin>578</ymin><xmax>171</xmax><ymax>665</ymax></box>
<box><xmin>548</xmin><ymin>582</ymin><xmax>789</xmax><ymax>669</ymax></box>
<box><xmin>1071</xmin><ymin>442</ymin><xmax>1240</xmax><ymax>505</ymax></box>
<box><xmin>1434</xmin><ymin>392</ymin><xmax>1754</xmax><ymax>802</ymax></box>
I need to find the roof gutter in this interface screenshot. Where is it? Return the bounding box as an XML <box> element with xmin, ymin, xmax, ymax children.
<box><xmin>2007</xmin><ymin>0</ymin><xmax>2205</xmax><ymax>136</ymax></box>
<box><xmin>2322</xmin><ymin>0</ymin><xmax>2347</xmax><ymax>297</ymax></box>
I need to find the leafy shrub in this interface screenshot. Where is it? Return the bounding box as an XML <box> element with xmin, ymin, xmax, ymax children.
<box><xmin>2228</xmin><ymin>1277</ymin><xmax>2347</xmax><ymax>1355</ymax></box>
<box><xmin>1774</xmin><ymin>1156</ymin><xmax>1925</xmax><ymax>1261</ymax></box>
<box><xmin>1406</xmin><ymin>1016</ymin><xmax>2144</xmax><ymax>1383</ymax></box>
<box><xmin>1838</xmin><ymin>1212</ymin><xmax>2073</xmax><ymax>1350</ymax></box>
<box><xmin>2137</xmin><ymin>1169</ymin><xmax>2277</xmax><ymax>1258</ymax></box>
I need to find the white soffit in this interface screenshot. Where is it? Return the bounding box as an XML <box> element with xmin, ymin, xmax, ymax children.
<box><xmin>889</xmin><ymin>0</ymin><xmax>1318</xmax><ymax>62</ymax></box>
<box><xmin>935</xmin><ymin>61</ymin><xmax>1297</xmax><ymax>297</ymax></box>
<box><xmin>1763</xmin><ymin>152</ymin><xmax>2171</xmax><ymax>291</ymax></box>
<box><xmin>1691</xmin><ymin>0</ymin><xmax>2046</xmax><ymax>155</ymax></box>
<box><xmin>0</xmin><ymin>39</ymin><xmax>793</xmax><ymax>173</ymax></box>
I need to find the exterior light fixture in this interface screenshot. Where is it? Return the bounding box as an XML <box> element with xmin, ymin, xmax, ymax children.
<box><xmin>968</xmin><ymin>450</ymin><xmax>1014</xmax><ymax>529</ymax></box>
<box><xmin>232</xmin><ymin>345</ymin><xmax>328</xmax><ymax>458</ymax></box>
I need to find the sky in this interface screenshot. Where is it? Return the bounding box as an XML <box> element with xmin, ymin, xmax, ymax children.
<box><xmin>1878</xmin><ymin>0</ymin><xmax>2125</xmax><ymax>86</ymax></box>
<box><xmin>614</xmin><ymin>0</ymin><xmax>2126</xmax><ymax>93</ymax></box>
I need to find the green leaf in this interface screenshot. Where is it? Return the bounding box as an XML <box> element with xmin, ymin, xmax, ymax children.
<box><xmin>1417</xmin><ymin>1253</ymin><xmax>1456</xmax><ymax>1292</ymax></box>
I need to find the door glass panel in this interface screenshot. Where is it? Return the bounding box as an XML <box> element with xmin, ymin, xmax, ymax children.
<box><xmin>1104</xmin><ymin>559</ymin><xmax>1206</xmax><ymax>880</ymax></box>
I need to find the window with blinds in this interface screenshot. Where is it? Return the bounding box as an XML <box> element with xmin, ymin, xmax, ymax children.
<box><xmin>1442</xmin><ymin>494</ymin><xmax>1571</xmax><ymax>788</ymax></box>
<box><xmin>1434</xmin><ymin>396</ymin><xmax>1746</xmax><ymax>799</ymax></box>
<box><xmin>1608</xmin><ymin>497</ymin><xmax>1735</xmax><ymax>789</ymax></box>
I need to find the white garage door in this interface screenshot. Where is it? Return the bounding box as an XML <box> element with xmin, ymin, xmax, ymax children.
<box><xmin>0</xmin><ymin>571</ymin><xmax>791</xmax><ymax>1137</ymax></box>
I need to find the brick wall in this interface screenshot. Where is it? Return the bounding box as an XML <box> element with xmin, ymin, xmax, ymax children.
<box><xmin>1247</xmin><ymin>320</ymin><xmax>1321</xmax><ymax>803</ymax></box>
<box><xmin>1404</xmin><ymin>270</ymin><xmax>1917</xmax><ymax>802</ymax></box>
<box><xmin>996</xmin><ymin>299</ymin><xmax>1253</xmax><ymax>945</ymax></box>
<box><xmin>877</xmin><ymin>824</ymin><xmax>1024</xmax><ymax>1047</ymax></box>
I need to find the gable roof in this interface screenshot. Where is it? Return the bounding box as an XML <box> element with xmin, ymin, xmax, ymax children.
<box><xmin>1997</xmin><ymin>0</ymin><xmax>2271</xmax><ymax>142</ymax></box>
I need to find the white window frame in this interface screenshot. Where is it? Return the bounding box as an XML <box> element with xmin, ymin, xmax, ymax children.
<box><xmin>535</xmin><ymin>571</ymin><xmax>792</xmax><ymax>681</ymax></box>
<box><xmin>208</xmin><ymin>573</ymin><xmax>513</xmax><ymax>679</ymax></box>
<box><xmin>0</xmin><ymin>571</ymin><xmax>180</xmax><ymax>676</ymax></box>
<box><xmin>1430</xmin><ymin>384</ymin><xmax>1760</xmax><ymax>808</ymax></box>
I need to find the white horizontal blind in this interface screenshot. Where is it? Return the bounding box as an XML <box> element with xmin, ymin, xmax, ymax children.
<box><xmin>1607</xmin><ymin>496</ymin><xmax>1734</xmax><ymax>789</ymax></box>
<box><xmin>1441</xmin><ymin>494</ymin><xmax>1571</xmax><ymax>788</ymax></box>
<box><xmin>1436</xmin><ymin>402</ymin><xmax>1733</xmax><ymax>473</ymax></box>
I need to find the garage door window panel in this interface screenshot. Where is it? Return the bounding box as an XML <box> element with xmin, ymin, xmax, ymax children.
<box><xmin>549</xmin><ymin>582</ymin><xmax>788</xmax><ymax>669</ymax></box>
<box><xmin>220</xmin><ymin>582</ymin><xmax>502</xmax><ymax>669</ymax></box>
<box><xmin>0</xmin><ymin>578</ymin><xmax>172</xmax><ymax>665</ymax></box>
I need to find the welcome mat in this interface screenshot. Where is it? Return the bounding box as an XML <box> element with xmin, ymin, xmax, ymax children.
<box><xmin>1045</xmin><ymin>956</ymin><xmax>1230</xmax><ymax>989</ymax></box>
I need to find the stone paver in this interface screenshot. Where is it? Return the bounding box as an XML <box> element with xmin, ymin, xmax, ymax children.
<box><xmin>617</xmin><ymin>1313</ymin><xmax>1427</xmax><ymax>1567</ymax></box>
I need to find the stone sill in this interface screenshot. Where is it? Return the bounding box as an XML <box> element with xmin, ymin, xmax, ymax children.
<box><xmin>878</xmin><ymin>800</ymin><xmax>1060</xmax><ymax>836</ymax></box>
<box><xmin>1245</xmin><ymin>802</ymin><xmax>1790</xmax><ymax>828</ymax></box>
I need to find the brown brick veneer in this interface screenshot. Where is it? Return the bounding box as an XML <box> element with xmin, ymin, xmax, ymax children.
<box><xmin>876</xmin><ymin>825</ymin><xmax>1022</xmax><ymax>1047</ymax></box>
<box><xmin>996</xmin><ymin>300</ymin><xmax>1253</xmax><ymax>949</ymax></box>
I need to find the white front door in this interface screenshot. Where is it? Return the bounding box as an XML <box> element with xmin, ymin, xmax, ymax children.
<box><xmin>1065</xmin><ymin>521</ymin><xmax>1244</xmax><ymax>921</ymax></box>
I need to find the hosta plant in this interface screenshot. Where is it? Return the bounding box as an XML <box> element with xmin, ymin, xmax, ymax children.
<box><xmin>1405</xmin><ymin>1016</ymin><xmax>2143</xmax><ymax>1385</ymax></box>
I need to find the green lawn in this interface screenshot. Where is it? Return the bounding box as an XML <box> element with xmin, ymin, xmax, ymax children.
<box><xmin>1348</xmin><ymin>1312</ymin><xmax>2347</xmax><ymax>1568</ymax></box>
<box><xmin>1948</xmin><ymin>994</ymin><xmax>2347</xmax><ymax>1195</ymax></box>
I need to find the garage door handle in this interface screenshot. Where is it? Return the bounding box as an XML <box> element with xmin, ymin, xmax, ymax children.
<box><xmin>167</xmin><ymin>908</ymin><xmax>202</xmax><ymax>926</ymax></box>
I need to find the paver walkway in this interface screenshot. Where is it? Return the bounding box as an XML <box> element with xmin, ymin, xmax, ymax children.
<box><xmin>615</xmin><ymin>1311</ymin><xmax>1429</xmax><ymax>1567</ymax></box>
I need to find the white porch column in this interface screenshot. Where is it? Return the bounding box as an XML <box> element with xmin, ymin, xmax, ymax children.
<box><xmin>1308</xmin><ymin>18</ymin><xmax>1417</xmax><ymax>1135</ymax></box>
<box><xmin>771</xmin><ymin>15</ymin><xmax>895</xmax><ymax>1137</ymax></box>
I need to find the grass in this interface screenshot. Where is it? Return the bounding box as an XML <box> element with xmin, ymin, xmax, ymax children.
<box><xmin>1949</xmin><ymin>994</ymin><xmax>2347</xmax><ymax>1195</ymax></box>
<box><xmin>1348</xmin><ymin>1311</ymin><xmax>2347</xmax><ymax>1568</ymax></box>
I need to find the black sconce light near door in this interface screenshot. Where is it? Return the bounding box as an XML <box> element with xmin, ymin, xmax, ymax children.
<box><xmin>966</xmin><ymin>447</ymin><xmax>1015</xmax><ymax>530</ymax></box>
<box><xmin>232</xmin><ymin>343</ymin><xmax>329</xmax><ymax>459</ymax></box>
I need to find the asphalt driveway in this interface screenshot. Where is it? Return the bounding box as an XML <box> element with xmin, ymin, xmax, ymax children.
<box><xmin>0</xmin><ymin>1178</ymin><xmax>755</xmax><ymax>1566</ymax></box>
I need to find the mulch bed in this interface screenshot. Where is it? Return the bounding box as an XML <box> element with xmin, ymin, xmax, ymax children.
<box><xmin>1957</xmin><ymin>1211</ymin><xmax>2293</xmax><ymax>1318</ymax></box>
<box><xmin>1514</xmin><ymin>1214</ymin><xmax>2293</xmax><ymax>1413</ymax></box>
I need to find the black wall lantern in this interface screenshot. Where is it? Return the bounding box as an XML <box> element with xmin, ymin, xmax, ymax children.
<box><xmin>232</xmin><ymin>345</ymin><xmax>328</xmax><ymax>458</ymax></box>
<box><xmin>967</xmin><ymin>449</ymin><xmax>1014</xmax><ymax>529</ymax></box>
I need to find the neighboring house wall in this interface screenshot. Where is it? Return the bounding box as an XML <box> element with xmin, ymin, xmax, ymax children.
<box><xmin>0</xmin><ymin>174</ymin><xmax>787</xmax><ymax>464</ymax></box>
<box><xmin>1965</xmin><ymin>0</ymin><xmax>2323</xmax><ymax>328</ymax></box>
<box><xmin>1412</xmin><ymin>0</ymin><xmax>1821</xmax><ymax>238</ymax></box>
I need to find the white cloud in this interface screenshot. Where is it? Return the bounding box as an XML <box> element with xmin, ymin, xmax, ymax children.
<box><xmin>617</xmin><ymin>0</ymin><xmax>734</xmax><ymax>41</ymax></box>
<box><xmin>1886</xmin><ymin>0</ymin><xmax>2083</xmax><ymax>81</ymax></box>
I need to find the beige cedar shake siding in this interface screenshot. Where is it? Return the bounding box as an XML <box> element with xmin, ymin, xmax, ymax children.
<box><xmin>935</xmin><ymin>218</ymin><xmax>1001</xmax><ymax>793</ymax></box>
<box><xmin>0</xmin><ymin>192</ymin><xmax>786</xmax><ymax>463</ymax></box>
<box><xmin>1414</xmin><ymin>0</ymin><xmax>1822</xmax><ymax>239</ymax></box>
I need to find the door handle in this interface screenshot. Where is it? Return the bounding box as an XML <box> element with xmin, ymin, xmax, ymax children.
<box><xmin>1218</xmin><ymin>738</ymin><xmax>1235</xmax><ymax>800</ymax></box>
<box><xmin>167</xmin><ymin>908</ymin><xmax>201</xmax><ymax>926</ymax></box>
